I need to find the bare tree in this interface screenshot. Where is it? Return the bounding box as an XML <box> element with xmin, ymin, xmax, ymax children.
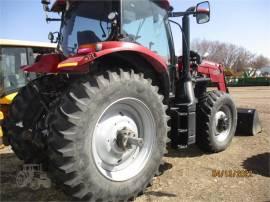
<box><xmin>191</xmin><ymin>39</ymin><xmax>269</xmax><ymax>72</ymax></box>
<box><xmin>251</xmin><ymin>55</ymin><xmax>270</xmax><ymax>69</ymax></box>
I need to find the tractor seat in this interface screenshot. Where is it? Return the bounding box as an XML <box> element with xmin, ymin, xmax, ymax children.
<box><xmin>77</xmin><ymin>31</ymin><xmax>101</xmax><ymax>47</ymax></box>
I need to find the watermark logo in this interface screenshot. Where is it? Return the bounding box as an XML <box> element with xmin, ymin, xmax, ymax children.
<box><xmin>212</xmin><ymin>169</ymin><xmax>253</xmax><ymax>177</ymax></box>
<box><xmin>16</xmin><ymin>164</ymin><xmax>51</xmax><ymax>190</ymax></box>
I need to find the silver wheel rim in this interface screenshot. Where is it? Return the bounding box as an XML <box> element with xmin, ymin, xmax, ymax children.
<box><xmin>92</xmin><ymin>97</ymin><xmax>156</xmax><ymax>181</ymax></box>
<box><xmin>214</xmin><ymin>108</ymin><xmax>231</xmax><ymax>142</ymax></box>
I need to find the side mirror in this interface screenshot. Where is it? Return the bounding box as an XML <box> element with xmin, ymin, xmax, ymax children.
<box><xmin>41</xmin><ymin>0</ymin><xmax>50</xmax><ymax>12</ymax></box>
<box><xmin>48</xmin><ymin>32</ymin><xmax>59</xmax><ymax>43</ymax></box>
<box><xmin>196</xmin><ymin>1</ymin><xmax>210</xmax><ymax>24</ymax></box>
<box><xmin>108</xmin><ymin>12</ymin><xmax>118</xmax><ymax>21</ymax></box>
<box><xmin>48</xmin><ymin>32</ymin><xmax>54</xmax><ymax>42</ymax></box>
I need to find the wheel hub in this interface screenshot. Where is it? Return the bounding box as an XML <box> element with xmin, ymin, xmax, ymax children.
<box><xmin>215</xmin><ymin>110</ymin><xmax>231</xmax><ymax>142</ymax></box>
<box><xmin>95</xmin><ymin>114</ymin><xmax>138</xmax><ymax>166</ymax></box>
<box><xmin>116</xmin><ymin>127</ymin><xmax>143</xmax><ymax>151</ymax></box>
<box><xmin>92</xmin><ymin>98</ymin><xmax>156</xmax><ymax>181</ymax></box>
<box><xmin>216</xmin><ymin>115</ymin><xmax>229</xmax><ymax>132</ymax></box>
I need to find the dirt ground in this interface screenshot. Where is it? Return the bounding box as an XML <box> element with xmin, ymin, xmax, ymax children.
<box><xmin>0</xmin><ymin>87</ymin><xmax>269</xmax><ymax>202</ymax></box>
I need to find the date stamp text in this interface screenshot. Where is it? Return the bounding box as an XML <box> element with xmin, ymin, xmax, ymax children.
<box><xmin>212</xmin><ymin>169</ymin><xmax>253</xmax><ymax>177</ymax></box>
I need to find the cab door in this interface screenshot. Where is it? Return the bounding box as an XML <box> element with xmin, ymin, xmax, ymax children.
<box><xmin>0</xmin><ymin>46</ymin><xmax>28</xmax><ymax>97</ymax></box>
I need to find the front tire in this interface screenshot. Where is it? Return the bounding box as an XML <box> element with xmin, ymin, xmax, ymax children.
<box><xmin>48</xmin><ymin>70</ymin><xmax>169</xmax><ymax>201</ymax></box>
<box><xmin>196</xmin><ymin>91</ymin><xmax>237</xmax><ymax>152</ymax></box>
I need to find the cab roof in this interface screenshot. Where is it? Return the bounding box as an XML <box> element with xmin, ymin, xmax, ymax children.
<box><xmin>51</xmin><ymin>0</ymin><xmax>171</xmax><ymax>12</ymax></box>
<box><xmin>0</xmin><ymin>39</ymin><xmax>57</xmax><ymax>49</ymax></box>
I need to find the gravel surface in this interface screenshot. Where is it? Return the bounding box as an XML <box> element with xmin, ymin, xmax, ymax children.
<box><xmin>0</xmin><ymin>87</ymin><xmax>269</xmax><ymax>202</ymax></box>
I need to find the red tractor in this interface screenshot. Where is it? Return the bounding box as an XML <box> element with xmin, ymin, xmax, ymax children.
<box><xmin>2</xmin><ymin>0</ymin><xmax>261</xmax><ymax>201</ymax></box>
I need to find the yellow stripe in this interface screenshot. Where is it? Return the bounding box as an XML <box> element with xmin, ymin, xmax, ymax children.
<box><xmin>0</xmin><ymin>111</ymin><xmax>3</xmax><ymax>139</ymax></box>
<box><xmin>0</xmin><ymin>92</ymin><xmax>17</xmax><ymax>104</ymax></box>
<box><xmin>57</xmin><ymin>62</ymin><xmax>78</xmax><ymax>68</ymax></box>
<box><xmin>0</xmin><ymin>111</ymin><xmax>3</xmax><ymax>120</ymax></box>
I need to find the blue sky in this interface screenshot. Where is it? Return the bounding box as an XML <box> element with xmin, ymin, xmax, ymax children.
<box><xmin>0</xmin><ymin>0</ymin><xmax>269</xmax><ymax>58</ymax></box>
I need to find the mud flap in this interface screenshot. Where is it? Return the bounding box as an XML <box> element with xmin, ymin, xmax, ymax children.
<box><xmin>236</xmin><ymin>108</ymin><xmax>262</xmax><ymax>136</ymax></box>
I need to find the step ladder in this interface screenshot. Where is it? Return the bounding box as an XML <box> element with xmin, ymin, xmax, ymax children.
<box><xmin>170</xmin><ymin>102</ymin><xmax>196</xmax><ymax>148</ymax></box>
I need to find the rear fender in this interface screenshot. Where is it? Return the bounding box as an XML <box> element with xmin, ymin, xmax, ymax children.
<box><xmin>95</xmin><ymin>52</ymin><xmax>170</xmax><ymax>101</ymax></box>
<box><xmin>22</xmin><ymin>42</ymin><xmax>168</xmax><ymax>74</ymax></box>
<box><xmin>22</xmin><ymin>54</ymin><xmax>63</xmax><ymax>73</ymax></box>
<box><xmin>57</xmin><ymin>42</ymin><xmax>168</xmax><ymax>73</ymax></box>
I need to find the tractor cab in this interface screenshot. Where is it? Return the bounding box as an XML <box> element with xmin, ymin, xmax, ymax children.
<box><xmin>0</xmin><ymin>39</ymin><xmax>56</xmax><ymax>147</ymax></box>
<box><xmin>57</xmin><ymin>1</ymin><xmax>118</xmax><ymax>56</ymax></box>
<box><xmin>0</xmin><ymin>42</ymin><xmax>29</xmax><ymax>98</ymax></box>
<box><xmin>0</xmin><ymin>39</ymin><xmax>56</xmax><ymax>99</ymax></box>
<box><xmin>47</xmin><ymin>0</ymin><xmax>173</xmax><ymax>63</ymax></box>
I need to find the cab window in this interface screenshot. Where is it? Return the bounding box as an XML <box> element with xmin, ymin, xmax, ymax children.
<box><xmin>0</xmin><ymin>47</ymin><xmax>28</xmax><ymax>95</ymax></box>
<box><xmin>122</xmin><ymin>0</ymin><xmax>171</xmax><ymax>62</ymax></box>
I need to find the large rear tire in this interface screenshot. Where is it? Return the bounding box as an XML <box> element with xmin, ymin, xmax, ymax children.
<box><xmin>3</xmin><ymin>82</ymin><xmax>47</xmax><ymax>163</ymax></box>
<box><xmin>3</xmin><ymin>76</ymin><xmax>63</xmax><ymax>164</ymax></box>
<box><xmin>48</xmin><ymin>70</ymin><xmax>170</xmax><ymax>201</ymax></box>
<box><xmin>196</xmin><ymin>90</ymin><xmax>237</xmax><ymax>152</ymax></box>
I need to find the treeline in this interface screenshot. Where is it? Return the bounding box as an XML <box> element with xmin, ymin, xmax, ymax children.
<box><xmin>191</xmin><ymin>39</ymin><xmax>270</xmax><ymax>72</ymax></box>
